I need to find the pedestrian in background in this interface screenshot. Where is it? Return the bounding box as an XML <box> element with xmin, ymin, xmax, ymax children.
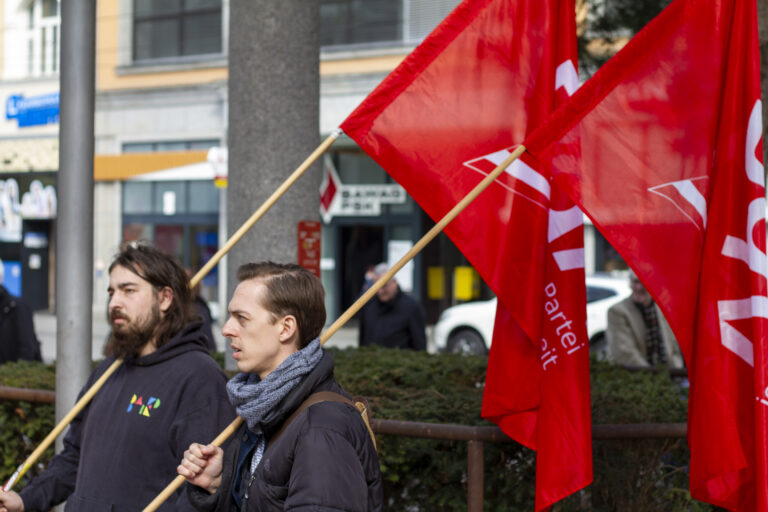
<box><xmin>187</xmin><ymin>268</ymin><xmax>217</xmax><ymax>352</ymax></box>
<box><xmin>0</xmin><ymin>258</ymin><xmax>41</xmax><ymax>364</ymax></box>
<box><xmin>358</xmin><ymin>262</ymin><xmax>426</xmax><ymax>351</ymax></box>
<box><xmin>606</xmin><ymin>270</ymin><xmax>684</xmax><ymax>368</ymax></box>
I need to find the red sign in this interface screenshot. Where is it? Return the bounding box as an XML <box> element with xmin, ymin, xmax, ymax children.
<box><xmin>297</xmin><ymin>220</ymin><xmax>321</xmax><ymax>277</ymax></box>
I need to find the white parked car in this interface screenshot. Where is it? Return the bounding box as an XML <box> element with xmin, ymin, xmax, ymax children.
<box><xmin>432</xmin><ymin>274</ymin><xmax>630</xmax><ymax>356</ymax></box>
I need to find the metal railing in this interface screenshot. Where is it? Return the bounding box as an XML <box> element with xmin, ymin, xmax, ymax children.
<box><xmin>372</xmin><ymin>419</ymin><xmax>686</xmax><ymax>511</ymax></box>
<box><xmin>0</xmin><ymin>387</ymin><xmax>55</xmax><ymax>404</ymax></box>
<box><xmin>0</xmin><ymin>386</ymin><xmax>686</xmax><ymax>511</ymax></box>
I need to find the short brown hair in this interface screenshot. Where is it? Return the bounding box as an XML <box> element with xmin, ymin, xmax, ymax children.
<box><xmin>237</xmin><ymin>262</ymin><xmax>325</xmax><ymax>348</ymax></box>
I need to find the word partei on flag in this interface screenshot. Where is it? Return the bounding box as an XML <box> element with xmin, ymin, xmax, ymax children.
<box><xmin>523</xmin><ymin>0</ymin><xmax>766</xmax><ymax>509</ymax></box>
<box><xmin>340</xmin><ymin>0</ymin><xmax>591</xmax><ymax>509</ymax></box>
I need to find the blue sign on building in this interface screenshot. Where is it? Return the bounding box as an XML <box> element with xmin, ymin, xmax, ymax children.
<box><xmin>6</xmin><ymin>92</ymin><xmax>60</xmax><ymax>127</ymax></box>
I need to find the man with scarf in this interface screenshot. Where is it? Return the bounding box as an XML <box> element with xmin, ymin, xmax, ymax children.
<box><xmin>0</xmin><ymin>242</ymin><xmax>235</xmax><ymax>511</ymax></box>
<box><xmin>606</xmin><ymin>271</ymin><xmax>684</xmax><ymax>369</ymax></box>
<box><xmin>178</xmin><ymin>262</ymin><xmax>382</xmax><ymax>511</ymax></box>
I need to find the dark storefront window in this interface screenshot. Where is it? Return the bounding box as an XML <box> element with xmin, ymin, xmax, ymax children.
<box><xmin>0</xmin><ymin>173</ymin><xmax>57</xmax><ymax>310</ymax></box>
<box><xmin>322</xmin><ymin>148</ymin><xmax>494</xmax><ymax>324</ymax></box>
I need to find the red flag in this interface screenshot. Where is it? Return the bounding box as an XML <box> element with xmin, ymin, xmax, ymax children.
<box><xmin>340</xmin><ymin>0</ymin><xmax>592</xmax><ymax>508</ymax></box>
<box><xmin>482</xmin><ymin>3</ymin><xmax>592</xmax><ymax>509</ymax></box>
<box><xmin>524</xmin><ymin>0</ymin><xmax>765</xmax><ymax>508</ymax></box>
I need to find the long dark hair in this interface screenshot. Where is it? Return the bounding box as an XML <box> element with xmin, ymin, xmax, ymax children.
<box><xmin>109</xmin><ymin>241</ymin><xmax>195</xmax><ymax>349</ymax></box>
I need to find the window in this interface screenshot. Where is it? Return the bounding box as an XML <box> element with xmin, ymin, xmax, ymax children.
<box><xmin>188</xmin><ymin>181</ymin><xmax>219</xmax><ymax>213</ymax></box>
<box><xmin>133</xmin><ymin>0</ymin><xmax>222</xmax><ymax>61</ymax></box>
<box><xmin>23</xmin><ymin>0</ymin><xmax>60</xmax><ymax>77</ymax></box>
<box><xmin>123</xmin><ymin>181</ymin><xmax>219</xmax><ymax>216</ymax></box>
<box><xmin>122</xmin><ymin>140</ymin><xmax>219</xmax><ymax>153</ymax></box>
<box><xmin>41</xmin><ymin>0</ymin><xmax>58</xmax><ymax>17</ymax></box>
<box><xmin>123</xmin><ymin>182</ymin><xmax>153</xmax><ymax>214</ymax></box>
<box><xmin>320</xmin><ymin>0</ymin><xmax>402</xmax><ymax>47</ymax></box>
<box><xmin>319</xmin><ymin>0</ymin><xmax>462</xmax><ymax>48</ymax></box>
<box><xmin>154</xmin><ymin>182</ymin><xmax>187</xmax><ymax>215</ymax></box>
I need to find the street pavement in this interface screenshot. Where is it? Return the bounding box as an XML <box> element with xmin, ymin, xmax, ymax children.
<box><xmin>32</xmin><ymin>310</ymin><xmax>360</xmax><ymax>364</ymax></box>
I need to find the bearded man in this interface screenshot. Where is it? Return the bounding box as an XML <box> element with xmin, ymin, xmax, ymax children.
<box><xmin>0</xmin><ymin>242</ymin><xmax>235</xmax><ymax>512</ymax></box>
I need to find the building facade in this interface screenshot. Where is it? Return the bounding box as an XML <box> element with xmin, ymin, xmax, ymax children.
<box><xmin>0</xmin><ymin>0</ymin><xmax>60</xmax><ymax>310</ymax></box>
<box><xmin>0</xmin><ymin>0</ymin><xmax>617</xmax><ymax>328</ymax></box>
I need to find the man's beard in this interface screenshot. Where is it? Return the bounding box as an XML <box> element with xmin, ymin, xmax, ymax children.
<box><xmin>105</xmin><ymin>304</ymin><xmax>162</xmax><ymax>360</ymax></box>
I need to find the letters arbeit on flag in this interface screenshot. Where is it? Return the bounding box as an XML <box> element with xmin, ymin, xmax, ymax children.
<box><xmin>340</xmin><ymin>0</ymin><xmax>591</xmax><ymax>508</ymax></box>
<box><xmin>524</xmin><ymin>0</ymin><xmax>765</xmax><ymax>508</ymax></box>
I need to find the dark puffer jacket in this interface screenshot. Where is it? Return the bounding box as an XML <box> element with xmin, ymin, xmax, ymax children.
<box><xmin>188</xmin><ymin>350</ymin><xmax>382</xmax><ymax>512</ymax></box>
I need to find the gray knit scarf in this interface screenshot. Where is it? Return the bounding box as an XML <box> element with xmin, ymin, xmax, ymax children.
<box><xmin>226</xmin><ymin>338</ymin><xmax>323</xmax><ymax>432</ymax></box>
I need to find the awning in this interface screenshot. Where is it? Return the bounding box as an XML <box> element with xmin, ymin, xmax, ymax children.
<box><xmin>94</xmin><ymin>150</ymin><xmax>209</xmax><ymax>181</ymax></box>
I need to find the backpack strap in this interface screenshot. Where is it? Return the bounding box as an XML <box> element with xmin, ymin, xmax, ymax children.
<box><xmin>271</xmin><ymin>391</ymin><xmax>376</xmax><ymax>449</ymax></box>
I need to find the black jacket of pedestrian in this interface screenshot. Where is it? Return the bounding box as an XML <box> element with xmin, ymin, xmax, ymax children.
<box><xmin>0</xmin><ymin>285</ymin><xmax>41</xmax><ymax>363</ymax></box>
<box><xmin>188</xmin><ymin>350</ymin><xmax>382</xmax><ymax>512</ymax></box>
<box><xmin>19</xmin><ymin>321</ymin><xmax>236</xmax><ymax>511</ymax></box>
<box><xmin>358</xmin><ymin>289</ymin><xmax>426</xmax><ymax>350</ymax></box>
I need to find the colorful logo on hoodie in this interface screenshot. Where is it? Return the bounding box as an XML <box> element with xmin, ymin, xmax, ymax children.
<box><xmin>126</xmin><ymin>394</ymin><xmax>161</xmax><ymax>417</ymax></box>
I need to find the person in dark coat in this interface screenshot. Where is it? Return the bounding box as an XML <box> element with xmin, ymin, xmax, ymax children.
<box><xmin>0</xmin><ymin>242</ymin><xmax>235</xmax><ymax>512</ymax></box>
<box><xmin>178</xmin><ymin>262</ymin><xmax>382</xmax><ymax>512</ymax></box>
<box><xmin>0</xmin><ymin>258</ymin><xmax>41</xmax><ymax>363</ymax></box>
<box><xmin>187</xmin><ymin>268</ymin><xmax>217</xmax><ymax>352</ymax></box>
<box><xmin>358</xmin><ymin>262</ymin><xmax>427</xmax><ymax>350</ymax></box>
<box><xmin>194</xmin><ymin>295</ymin><xmax>217</xmax><ymax>351</ymax></box>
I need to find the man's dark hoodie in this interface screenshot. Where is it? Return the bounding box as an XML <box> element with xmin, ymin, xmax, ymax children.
<box><xmin>19</xmin><ymin>322</ymin><xmax>236</xmax><ymax>511</ymax></box>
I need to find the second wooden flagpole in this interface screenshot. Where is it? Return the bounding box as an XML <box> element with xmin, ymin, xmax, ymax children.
<box><xmin>3</xmin><ymin>132</ymin><xmax>340</xmax><ymax>494</ymax></box>
<box><xmin>2</xmin><ymin>359</ymin><xmax>123</xmax><ymax>491</ymax></box>
<box><xmin>142</xmin><ymin>144</ymin><xmax>528</xmax><ymax>512</ymax></box>
<box><xmin>322</xmin><ymin>144</ymin><xmax>526</xmax><ymax>343</ymax></box>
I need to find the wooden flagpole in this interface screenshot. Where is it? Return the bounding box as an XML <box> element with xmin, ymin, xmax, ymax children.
<box><xmin>1</xmin><ymin>359</ymin><xmax>122</xmax><ymax>491</ymax></box>
<box><xmin>142</xmin><ymin>144</ymin><xmax>528</xmax><ymax>512</ymax></box>
<box><xmin>2</xmin><ymin>131</ymin><xmax>340</xmax><ymax>494</ymax></box>
<box><xmin>322</xmin><ymin>144</ymin><xmax>526</xmax><ymax>342</ymax></box>
<box><xmin>189</xmin><ymin>131</ymin><xmax>340</xmax><ymax>289</ymax></box>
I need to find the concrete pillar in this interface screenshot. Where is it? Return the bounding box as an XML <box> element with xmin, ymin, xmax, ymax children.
<box><xmin>226</xmin><ymin>0</ymin><xmax>321</xmax><ymax>368</ymax></box>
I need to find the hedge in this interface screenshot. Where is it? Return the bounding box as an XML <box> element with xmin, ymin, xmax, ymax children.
<box><xmin>0</xmin><ymin>349</ymin><xmax>719</xmax><ymax>511</ymax></box>
<box><xmin>0</xmin><ymin>361</ymin><xmax>56</xmax><ymax>489</ymax></box>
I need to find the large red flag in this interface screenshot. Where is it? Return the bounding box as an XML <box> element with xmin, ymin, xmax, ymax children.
<box><xmin>524</xmin><ymin>0</ymin><xmax>765</xmax><ymax>508</ymax></box>
<box><xmin>481</xmin><ymin>3</ymin><xmax>592</xmax><ymax>510</ymax></box>
<box><xmin>340</xmin><ymin>0</ymin><xmax>591</xmax><ymax>508</ymax></box>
